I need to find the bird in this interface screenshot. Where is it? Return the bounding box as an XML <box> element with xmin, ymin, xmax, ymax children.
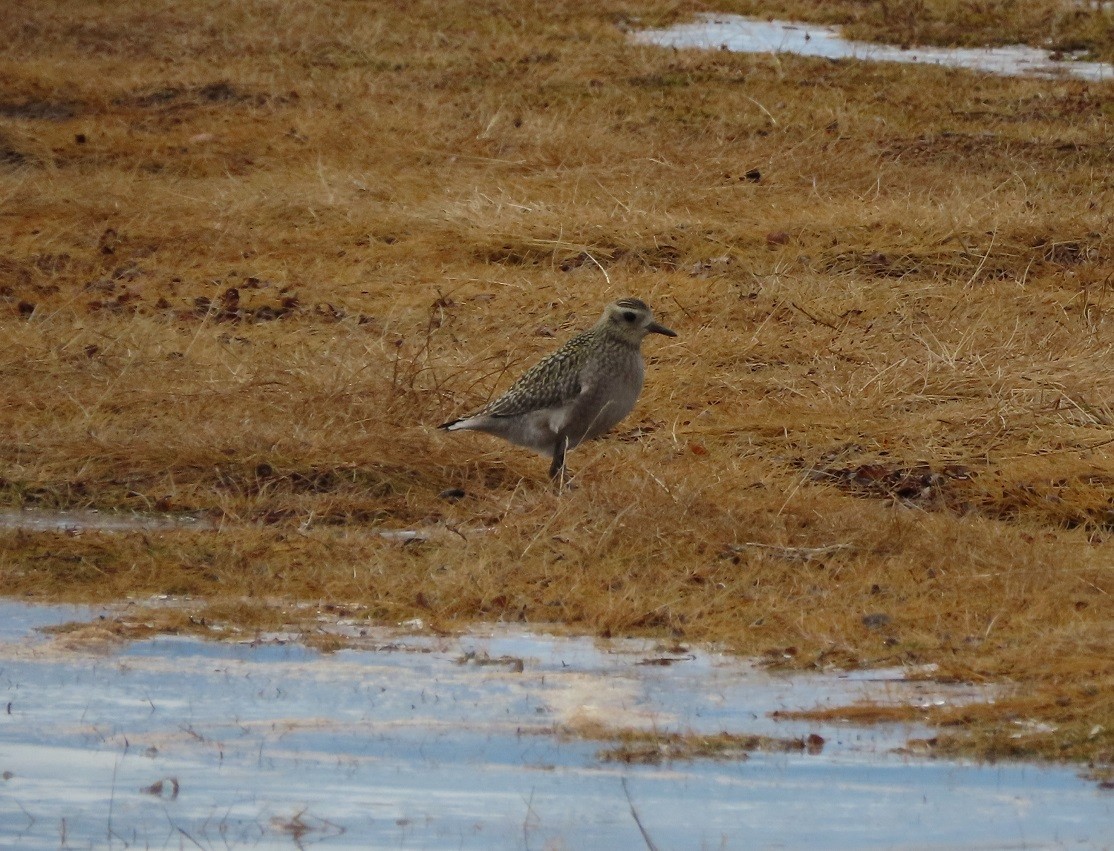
<box><xmin>439</xmin><ymin>297</ymin><xmax>677</xmax><ymax>480</ymax></box>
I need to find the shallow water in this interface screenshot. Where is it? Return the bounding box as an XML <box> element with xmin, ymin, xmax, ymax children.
<box><xmin>633</xmin><ymin>15</ymin><xmax>1113</xmax><ymax>82</ymax></box>
<box><xmin>0</xmin><ymin>508</ymin><xmax>479</xmax><ymax>543</ymax></box>
<box><xmin>0</xmin><ymin>600</ymin><xmax>1110</xmax><ymax>849</ymax></box>
<box><xmin>0</xmin><ymin>508</ymin><xmax>213</xmax><ymax>533</ymax></box>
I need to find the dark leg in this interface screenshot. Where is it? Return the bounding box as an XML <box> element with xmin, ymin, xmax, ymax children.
<box><xmin>549</xmin><ymin>436</ymin><xmax>568</xmax><ymax>483</ymax></box>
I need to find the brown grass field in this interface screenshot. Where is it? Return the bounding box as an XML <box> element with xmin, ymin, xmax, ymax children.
<box><xmin>1</xmin><ymin>0</ymin><xmax>1111</xmax><ymax>771</ymax></box>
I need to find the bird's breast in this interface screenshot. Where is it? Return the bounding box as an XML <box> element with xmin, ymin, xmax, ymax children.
<box><xmin>573</xmin><ymin>352</ymin><xmax>645</xmax><ymax>441</ymax></box>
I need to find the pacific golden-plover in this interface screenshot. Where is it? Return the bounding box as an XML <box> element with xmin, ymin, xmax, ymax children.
<box><xmin>439</xmin><ymin>297</ymin><xmax>677</xmax><ymax>479</ymax></box>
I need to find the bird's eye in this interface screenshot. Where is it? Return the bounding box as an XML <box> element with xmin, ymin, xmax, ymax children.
<box><xmin>622</xmin><ymin>311</ymin><xmax>637</xmax><ymax>322</ymax></box>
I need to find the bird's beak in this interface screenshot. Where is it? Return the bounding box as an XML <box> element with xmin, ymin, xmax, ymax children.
<box><xmin>647</xmin><ymin>321</ymin><xmax>677</xmax><ymax>337</ymax></box>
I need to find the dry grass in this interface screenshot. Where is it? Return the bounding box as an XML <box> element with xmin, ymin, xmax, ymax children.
<box><xmin>0</xmin><ymin>0</ymin><xmax>1111</xmax><ymax>768</ymax></box>
<box><xmin>582</xmin><ymin>725</ymin><xmax>827</xmax><ymax>764</ymax></box>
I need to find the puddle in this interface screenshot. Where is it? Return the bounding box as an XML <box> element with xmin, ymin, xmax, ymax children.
<box><xmin>0</xmin><ymin>508</ymin><xmax>478</xmax><ymax>543</ymax></box>
<box><xmin>1</xmin><ymin>600</ymin><xmax>1110</xmax><ymax>849</ymax></box>
<box><xmin>0</xmin><ymin>508</ymin><xmax>213</xmax><ymax>533</ymax></box>
<box><xmin>633</xmin><ymin>15</ymin><xmax>1114</xmax><ymax>81</ymax></box>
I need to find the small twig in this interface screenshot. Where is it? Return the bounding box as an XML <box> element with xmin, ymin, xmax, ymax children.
<box><xmin>1080</xmin><ymin>580</ymin><xmax>1108</xmax><ymax>596</ymax></box>
<box><xmin>733</xmin><ymin>542</ymin><xmax>853</xmax><ymax>562</ymax></box>
<box><xmin>107</xmin><ymin>757</ymin><xmax>119</xmax><ymax>847</ymax></box>
<box><xmin>175</xmin><ymin>825</ymin><xmax>207</xmax><ymax>850</ymax></box>
<box><xmin>520</xmin><ymin>495</ymin><xmax>572</xmax><ymax>558</ymax></box>
<box><xmin>741</xmin><ymin>93</ymin><xmax>778</xmax><ymax>126</ymax></box>
<box><xmin>621</xmin><ymin>777</ymin><xmax>660</xmax><ymax>851</ymax></box>
<box><xmin>775</xmin><ymin>469</ymin><xmax>810</xmax><ymax>518</ymax></box>
<box><xmin>963</xmin><ymin>229</ymin><xmax>996</xmax><ymax>288</ymax></box>
<box><xmin>644</xmin><ymin>468</ymin><xmax>681</xmax><ymax>506</ymax></box>
<box><xmin>983</xmin><ymin>613</ymin><xmax>1001</xmax><ymax>639</ymax></box>
<box><xmin>583</xmin><ymin>251</ymin><xmax>611</xmax><ymax>286</ymax></box>
<box><xmin>1057</xmin><ymin>393</ymin><xmax>1112</xmax><ymax>427</ymax></box>
<box><xmin>522</xmin><ymin>788</ymin><xmax>539</xmax><ymax>850</ymax></box>
<box><xmin>669</xmin><ymin>294</ymin><xmax>693</xmax><ymax>321</ymax></box>
<box><xmin>789</xmin><ymin>300</ymin><xmax>839</xmax><ymax>331</ymax></box>
<box><xmin>1000</xmin><ymin>434</ymin><xmax>1114</xmax><ymax>460</ymax></box>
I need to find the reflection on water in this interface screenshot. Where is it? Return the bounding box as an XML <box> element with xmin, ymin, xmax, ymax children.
<box><xmin>633</xmin><ymin>15</ymin><xmax>1113</xmax><ymax>81</ymax></box>
<box><xmin>0</xmin><ymin>508</ymin><xmax>213</xmax><ymax>532</ymax></box>
<box><xmin>0</xmin><ymin>599</ymin><xmax>1110</xmax><ymax>849</ymax></box>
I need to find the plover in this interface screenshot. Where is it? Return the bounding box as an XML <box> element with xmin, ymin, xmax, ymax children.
<box><xmin>439</xmin><ymin>298</ymin><xmax>676</xmax><ymax>479</ymax></box>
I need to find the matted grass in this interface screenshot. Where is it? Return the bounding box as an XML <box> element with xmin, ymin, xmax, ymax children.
<box><xmin>0</xmin><ymin>0</ymin><xmax>1111</xmax><ymax>769</ymax></box>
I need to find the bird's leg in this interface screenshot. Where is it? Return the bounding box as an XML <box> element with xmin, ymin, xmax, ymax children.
<box><xmin>549</xmin><ymin>436</ymin><xmax>568</xmax><ymax>488</ymax></box>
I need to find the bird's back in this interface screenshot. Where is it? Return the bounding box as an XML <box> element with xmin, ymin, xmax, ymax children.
<box><xmin>480</xmin><ymin>329</ymin><xmax>596</xmax><ymax>418</ymax></box>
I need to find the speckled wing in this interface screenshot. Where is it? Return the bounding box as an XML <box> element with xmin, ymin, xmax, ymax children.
<box><xmin>479</xmin><ymin>331</ymin><xmax>592</xmax><ymax>418</ymax></box>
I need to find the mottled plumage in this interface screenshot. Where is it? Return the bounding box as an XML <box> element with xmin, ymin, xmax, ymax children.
<box><xmin>439</xmin><ymin>298</ymin><xmax>676</xmax><ymax>479</ymax></box>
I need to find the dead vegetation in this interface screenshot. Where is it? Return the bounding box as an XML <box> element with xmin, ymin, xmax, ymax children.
<box><xmin>0</xmin><ymin>0</ymin><xmax>1111</xmax><ymax>768</ymax></box>
<box><xmin>579</xmin><ymin>725</ymin><xmax>828</xmax><ymax>764</ymax></box>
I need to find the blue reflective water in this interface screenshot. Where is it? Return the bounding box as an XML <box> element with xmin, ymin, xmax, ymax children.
<box><xmin>0</xmin><ymin>600</ymin><xmax>1110</xmax><ymax>849</ymax></box>
<box><xmin>634</xmin><ymin>15</ymin><xmax>1113</xmax><ymax>82</ymax></box>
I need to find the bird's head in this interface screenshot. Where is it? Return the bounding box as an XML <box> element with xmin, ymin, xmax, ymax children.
<box><xmin>599</xmin><ymin>297</ymin><xmax>677</xmax><ymax>345</ymax></box>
